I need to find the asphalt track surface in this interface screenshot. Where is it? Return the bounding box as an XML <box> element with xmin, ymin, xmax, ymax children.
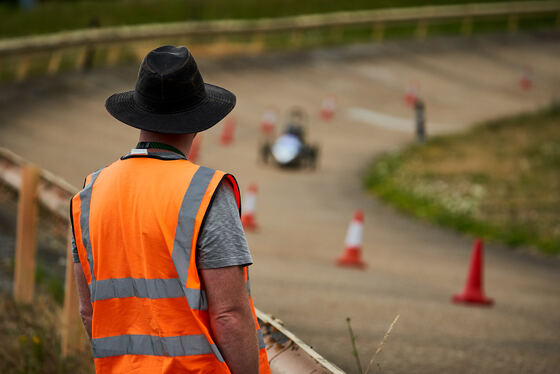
<box><xmin>1</xmin><ymin>34</ymin><xmax>559</xmax><ymax>373</ymax></box>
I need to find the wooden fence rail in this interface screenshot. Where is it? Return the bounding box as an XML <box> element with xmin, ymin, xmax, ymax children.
<box><xmin>0</xmin><ymin>147</ymin><xmax>82</xmax><ymax>356</ymax></box>
<box><xmin>0</xmin><ymin>1</ymin><xmax>559</xmax><ymax>56</ymax></box>
<box><xmin>0</xmin><ymin>1</ymin><xmax>559</xmax><ymax>82</ymax></box>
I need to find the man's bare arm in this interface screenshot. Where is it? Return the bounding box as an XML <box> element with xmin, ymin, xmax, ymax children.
<box><xmin>74</xmin><ymin>263</ymin><xmax>93</xmax><ymax>339</ymax></box>
<box><xmin>200</xmin><ymin>265</ymin><xmax>259</xmax><ymax>374</ymax></box>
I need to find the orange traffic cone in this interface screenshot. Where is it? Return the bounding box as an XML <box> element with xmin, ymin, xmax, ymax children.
<box><xmin>320</xmin><ymin>95</ymin><xmax>336</xmax><ymax>121</ymax></box>
<box><xmin>452</xmin><ymin>239</ymin><xmax>494</xmax><ymax>306</ymax></box>
<box><xmin>403</xmin><ymin>81</ymin><xmax>419</xmax><ymax>107</ymax></box>
<box><xmin>260</xmin><ymin>107</ymin><xmax>278</xmax><ymax>136</ymax></box>
<box><xmin>220</xmin><ymin>116</ymin><xmax>236</xmax><ymax>145</ymax></box>
<box><xmin>519</xmin><ymin>66</ymin><xmax>532</xmax><ymax>91</ymax></box>
<box><xmin>189</xmin><ymin>135</ymin><xmax>201</xmax><ymax>163</ymax></box>
<box><xmin>241</xmin><ymin>184</ymin><xmax>259</xmax><ymax>231</ymax></box>
<box><xmin>336</xmin><ymin>210</ymin><xmax>367</xmax><ymax>269</ymax></box>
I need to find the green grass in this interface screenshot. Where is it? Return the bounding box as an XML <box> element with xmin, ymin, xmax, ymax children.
<box><xmin>35</xmin><ymin>262</ymin><xmax>64</xmax><ymax>305</ymax></box>
<box><xmin>364</xmin><ymin>105</ymin><xmax>560</xmax><ymax>254</ymax></box>
<box><xmin>0</xmin><ymin>294</ymin><xmax>93</xmax><ymax>373</ymax></box>
<box><xmin>3</xmin><ymin>249</ymin><xmax>65</xmax><ymax>305</ymax></box>
<box><xmin>0</xmin><ymin>0</ymin><xmax>536</xmax><ymax>38</ymax></box>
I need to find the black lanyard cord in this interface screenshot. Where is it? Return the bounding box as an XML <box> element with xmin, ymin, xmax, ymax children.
<box><xmin>136</xmin><ymin>142</ymin><xmax>186</xmax><ymax>158</ymax></box>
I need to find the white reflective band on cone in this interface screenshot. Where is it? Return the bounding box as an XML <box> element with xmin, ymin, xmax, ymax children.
<box><xmin>345</xmin><ymin>221</ymin><xmax>363</xmax><ymax>248</ymax></box>
<box><xmin>263</xmin><ymin>110</ymin><xmax>277</xmax><ymax>123</ymax></box>
<box><xmin>244</xmin><ymin>193</ymin><xmax>257</xmax><ymax>214</ymax></box>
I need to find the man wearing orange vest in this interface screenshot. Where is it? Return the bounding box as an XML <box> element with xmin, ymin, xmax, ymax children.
<box><xmin>70</xmin><ymin>46</ymin><xmax>271</xmax><ymax>374</ymax></box>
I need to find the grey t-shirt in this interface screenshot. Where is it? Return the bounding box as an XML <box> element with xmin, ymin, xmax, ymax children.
<box><xmin>72</xmin><ymin>180</ymin><xmax>253</xmax><ymax>270</ymax></box>
<box><xmin>196</xmin><ymin>180</ymin><xmax>253</xmax><ymax>269</ymax></box>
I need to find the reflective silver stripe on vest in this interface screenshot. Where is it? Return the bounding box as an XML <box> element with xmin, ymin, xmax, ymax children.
<box><xmin>257</xmin><ymin>329</ymin><xmax>266</xmax><ymax>350</ymax></box>
<box><xmin>89</xmin><ymin>277</ymin><xmax>207</xmax><ymax>308</ymax></box>
<box><xmin>172</xmin><ymin>166</ymin><xmax>215</xmax><ymax>311</ymax></box>
<box><xmin>79</xmin><ymin>168</ymin><xmax>103</xmax><ymax>285</ymax></box>
<box><xmin>210</xmin><ymin>343</ymin><xmax>225</xmax><ymax>362</ymax></box>
<box><xmin>184</xmin><ymin>287</ymin><xmax>208</xmax><ymax>310</ymax></box>
<box><xmin>92</xmin><ymin>334</ymin><xmax>223</xmax><ymax>361</ymax></box>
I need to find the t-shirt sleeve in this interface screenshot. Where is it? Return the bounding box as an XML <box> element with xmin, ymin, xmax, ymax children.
<box><xmin>70</xmin><ymin>199</ymin><xmax>80</xmax><ymax>263</ymax></box>
<box><xmin>196</xmin><ymin>179</ymin><xmax>253</xmax><ymax>269</ymax></box>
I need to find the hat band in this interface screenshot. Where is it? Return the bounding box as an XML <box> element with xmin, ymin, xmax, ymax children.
<box><xmin>133</xmin><ymin>90</ymin><xmax>207</xmax><ymax>113</ymax></box>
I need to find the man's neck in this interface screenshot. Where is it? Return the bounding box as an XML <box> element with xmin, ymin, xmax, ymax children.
<box><xmin>138</xmin><ymin>130</ymin><xmax>196</xmax><ymax>157</ymax></box>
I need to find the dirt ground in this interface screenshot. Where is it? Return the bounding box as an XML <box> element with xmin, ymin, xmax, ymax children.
<box><xmin>1</xmin><ymin>33</ymin><xmax>559</xmax><ymax>373</ymax></box>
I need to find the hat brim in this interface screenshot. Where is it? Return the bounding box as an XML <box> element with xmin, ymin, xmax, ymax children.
<box><xmin>105</xmin><ymin>83</ymin><xmax>236</xmax><ymax>134</ymax></box>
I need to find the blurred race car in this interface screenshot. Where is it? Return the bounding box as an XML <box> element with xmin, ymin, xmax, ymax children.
<box><xmin>260</xmin><ymin>108</ymin><xmax>319</xmax><ymax>169</ymax></box>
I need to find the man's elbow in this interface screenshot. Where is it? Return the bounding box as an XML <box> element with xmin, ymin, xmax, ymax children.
<box><xmin>210</xmin><ymin>306</ymin><xmax>256</xmax><ymax>340</ymax></box>
<box><xmin>79</xmin><ymin>301</ymin><xmax>92</xmax><ymax>319</ymax></box>
<box><xmin>79</xmin><ymin>306</ymin><xmax>93</xmax><ymax>338</ymax></box>
<box><xmin>211</xmin><ymin>308</ymin><xmax>248</xmax><ymax>329</ymax></box>
<box><xmin>79</xmin><ymin>307</ymin><xmax>91</xmax><ymax>322</ymax></box>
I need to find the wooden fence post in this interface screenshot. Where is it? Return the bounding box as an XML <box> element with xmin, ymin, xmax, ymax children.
<box><xmin>106</xmin><ymin>45</ymin><xmax>121</xmax><ymax>66</ymax></box>
<box><xmin>290</xmin><ymin>30</ymin><xmax>302</xmax><ymax>48</ymax></box>
<box><xmin>251</xmin><ymin>34</ymin><xmax>265</xmax><ymax>51</ymax></box>
<box><xmin>134</xmin><ymin>43</ymin><xmax>153</xmax><ymax>63</ymax></box>
<box><xmin>13</xmin><ymin>164</ymin><xmax>40</xmax><ymax>304</ymax></box>
<box><xmin>330</xmin><ymin>26</ymin><xmax>343</xmax><ymax>44</ymax></box>
<box><xmin>75</xmin><ymin>47</ymin><xmax>87</xmax><ymax>71</ymax></box>
<box><xmin>61</xmin><ymin>226</ymin><xmax>84</xmax><ymax>357</ymax></box>
<box><xmin>508</xmin><ymin>14</ymin><xmax>519</xmax><ymax>33</ymax></box>
<box><xmin>415</xmin><ymin>20</ymin><xmax>429</xmax><ymax>40</ymax></box>
<box><xmin>372</xmin><ymin>23</ymin><xmax>385</xmax><ymax>42</ymax></box>
<box><xmin>47</xmin><ymin>51</ymin><xmax>62</xmax><ymax>76</ymax></box>
<box><xmin>461</xmin><ymin>17</ymin><xmax>473</xmax><ymax>36</ymax></box>
<box><xmin>15</xmin><ymin>56</ymin><xmax>31</xmax><ymax>82</ymax></box>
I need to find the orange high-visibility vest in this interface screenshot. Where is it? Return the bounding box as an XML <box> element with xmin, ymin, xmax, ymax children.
<box><xmin>71</xmin><ymin>152</ymin><xmax>270</xmax><ymax>374</ymax></box>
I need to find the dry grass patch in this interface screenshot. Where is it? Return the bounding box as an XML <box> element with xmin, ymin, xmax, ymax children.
<box><xmin>365</xmin><ymin>105</ymin><xmax>560</xmax><ymax>254</ymax></box>
<box><xmin>0</xmin><ymin>294</ymin><xmax>93</xmax><ymax>373</ymax></box>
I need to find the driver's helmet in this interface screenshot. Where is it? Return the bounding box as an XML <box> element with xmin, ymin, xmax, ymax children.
<box><xmin>288</xmin><ymin>107</ymin><xmax>306</xmax><ymax>126</ymax></box>
<box><xmin>285</xmin><ymin>125</ymin><xmax>304</xmax><ymax>140</ymax></box>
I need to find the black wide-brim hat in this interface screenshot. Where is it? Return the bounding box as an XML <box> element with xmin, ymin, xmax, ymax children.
<box><xmin>105</xmin><ymin>45</ymin><xmax>235</xmax><ymax>134</ymax></box>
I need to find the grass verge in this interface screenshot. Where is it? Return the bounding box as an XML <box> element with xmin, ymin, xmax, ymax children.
<box><xmin>364</xmin><ymin>105</ymin><xmax>560</xmax><ymax>254</ymax></box>
<box><xmin>0</xmin><ymin>294</ymin><xmax>93</xmax><ymax>373</ymax></box>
